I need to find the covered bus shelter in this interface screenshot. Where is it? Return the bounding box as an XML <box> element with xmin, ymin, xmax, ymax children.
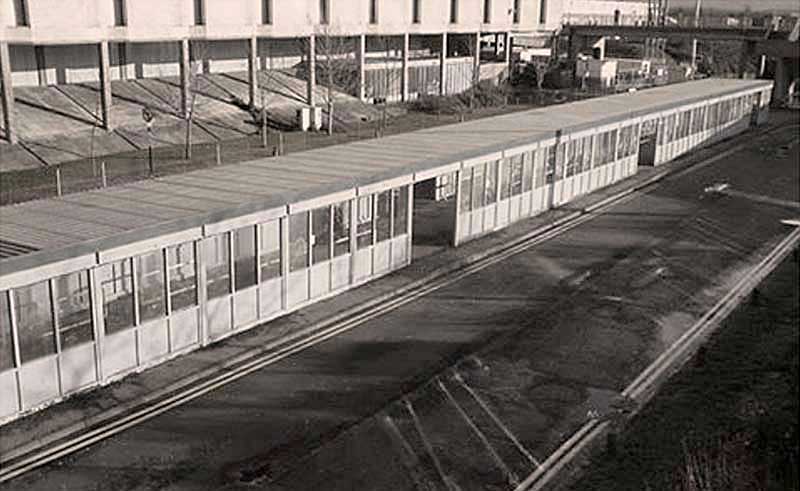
<box><xmin>0</xmin><ymin>77</ymin><xmax>773</xmax><ymax>424</ymax></box>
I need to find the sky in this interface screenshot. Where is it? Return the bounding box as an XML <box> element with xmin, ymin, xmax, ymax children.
<box><xmin>669</xmin><ymin>0</ymin><xmax>800</xmax><ymax>13</ymax></box>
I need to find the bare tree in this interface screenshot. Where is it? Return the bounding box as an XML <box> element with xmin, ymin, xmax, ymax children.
<box><xmin>298</xmin><ymin>26</ymin><xmax>360</xmax><ymax>135</ymax></box>
<box><xmin>368</xmin><ymin>35</ymin><xmax>406</xmax><ymax>134</ymax></box>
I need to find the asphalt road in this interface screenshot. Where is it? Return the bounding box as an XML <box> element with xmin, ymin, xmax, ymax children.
<box><xmin>5</xmin><ymin>116</ymin><xmax>798</xmax><ymax>491</ymax></box>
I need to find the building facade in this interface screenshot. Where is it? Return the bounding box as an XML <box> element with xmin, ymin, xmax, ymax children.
<box><xmin>0</xmin><ymin>1</ymin><xmax>649</xmax><ymax>144</ymax></box>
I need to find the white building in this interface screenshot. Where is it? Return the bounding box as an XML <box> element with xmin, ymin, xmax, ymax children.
<box><xmin>0</xmin><ymin>0</ymin><xmax>649</xmax><ymax>144</ymax></box>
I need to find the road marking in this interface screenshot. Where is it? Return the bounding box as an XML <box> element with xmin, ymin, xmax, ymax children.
<box><xmin>514</xmin><ymin>226</ymin><xmax>800</xmax><ymax>491</ymax></box>
<box><xmin>719</xmin><ymin>188</ymin><xmax>800</xmax><ymax>210</ymax></box>
<box><xmin>402</xmin><ymin>398</ymin><xmax>456</xmax><ymax>491</ymax></box>
<box><xmin>436</xmin><ymin>378</ymin><xmax>519</xmax><ymax>486</ymax></box>
<box><xmin>451</xmin><ymin>369</ymin><xmax>541</xmax><ymax>468</ymax></box>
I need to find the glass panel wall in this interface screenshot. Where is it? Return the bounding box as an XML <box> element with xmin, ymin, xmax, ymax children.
<box><xmin>485</xmin><ymin>160</ymin><xmax>498</xmax><ymax>203</ymax></box>
<box><xmin>206</xmin><ymin>233</ymin><xmax>231</xmax><ymax>299</ymax></box>
<box><xmin>137</xmin><ymin>250</ymin><xmax>166</xmax><ymax>323</ymax></box>
<box><xmin>233</xmin><ymin>226</ymin><xmax>257</xmax><ymax>291</ymax></box>
<box><xmin>460</xmin><ymin>170</ymin><xmax>473</xmax><ymax>212</ymax></box>
<box><xmin>582</xmin><ymin>136</ymin><xmax>593</xmax><ymax>171</ymax></box>
<box><xmin>522</xmin><ymin>153</ymin><xmax>533</xmax><ymax>192</ymax></box>
<box><xmin>260</xmin><ymin>220</ymin><xmax>282</xmax><ymax>280</ymax></box>
<box><xmin>289</xmin><ymin>212</ymin><xmax>310</xmax><ymax>272</ymax></box>
<box><xmin>565</xmin><ymin>141</ymin><xmax>579</xmax><ymax>178</ymax></box>
<box><xmin>545</xmin><ymin>146</ymin><xmax>556</xmax><ymax>184</ymax></box>
<box><xmin>14</xmin><ymin>281</ymin><xmax>55</xmax><ymax>363</ymax></box>
<box><xmin>534</xmin><ymin>150</ymin><xmax>546</xmax><ymax>188</ymax></box>
<box><xmin>333</xmin><ymin>202</ymin><xmax>352</xmax><ymax>255</ymax></box>
<box><xmin>312</xmin><ymin>207</ymin><xmax>332</xmax><ymax>264</ymax></box>
<box><xmin>392</xmin><ymin>189</ymin><xmax>408</xmax><ymax>237</ymax></box>
<box><xmin>471</xmin><ymin>164</ymin><xmax>485</xmax><ymax>210</ymax></box>
<box><xmin>356</xmin><ymin>196</ymin><xmax>374</xmax><ymax>249</ymax></box>
<box><xmin>375</xmin><ymin>191</ymin><xmax>392</xmax><ymax>242</ymax></box>
<box><xmin>510</xmin><ymin>155</ymin><xmax>523</xmax><ymax>195</ymax></box>
<box><xmin>168</xmin><ymin>242</ymin><xmax>197</xmax><ymax>312</ymax></box>
<box><xmin>98</xmin><ymin>259</ymin><xmax>135</xmax><ymax>334</ymax></box>
<box><xmin>0</xmin><ymin>291</ymin><xmax>14</xmax><ymax>370</ymax></box>
<box><xmin>54</xmin><ymin>271</ymin><xmax>93</xmax><ymax>349</ymax></box>
<box><xmin>500</xmin><ymin>158</ymin><xmax>512</xmax><ymax>199</ymax></box>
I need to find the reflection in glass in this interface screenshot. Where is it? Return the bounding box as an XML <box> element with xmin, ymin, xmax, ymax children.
<box><xmin>376</xmin><ymin>191</ymin><xmax>392</xmax><ymax>242</ymax></box>
<box><xmin>233</xmin><ymin>226</ymin><xmax>257</xmax><ymax>291</ymax></box>
<box><xmin>168</xmin><ymin>242</ymin><xmax>197</xmax><ymax>311</ymax></box>
<box><xmin>485</xmin><ymin>160</ymin><xmax>498</xmax><ymax>203</ymax></box>
<box><xmin>98</xmin><ymin>259</ymin><xmax>135</xmax><ymax>335</ymax></box>
<box><xmin>137</xmin><ymin>250</ymin><xmax>166</xmax><ymax>323</ymax></box>
<box><xmin>289</xmin><ymin>212</ymin><xmax>309</xmax><ymax>271</ymax></box>
<box><xmin>0</xmin><ymin>291</ymin><xmax>16</xmax><ymax>370</ymax></box>
<box><xmin>260</xmin><ymin>220</ymin><xmax>282</xmax><ymax>280</ymax></box>
<box><xmin>356</xmin><ymin>196</ymin><xmax>374</xmax><ymax>250</ymax></box>
<box><xmin>333</xmin><ymin>202</ymin><xmax>351</xmax><ymax>255</ymax></box>
<box><xmin>14</xmin><ymin>281</ymin><xmax>55</xmax><ymax>363</ymax></box>
<box><xmin>312</xmin><ymin>207</ymin><xmax>332</xmax><ymax>264</ymax></box>
<box><xmin>54</xmin><ymin>270</ymin><xmax>93</xmax><ymax>349</ymax></box>
<box><xmin>206</xmin><ymin>234</ymin><xmax>231</xmax><ymax>299</ymax></box>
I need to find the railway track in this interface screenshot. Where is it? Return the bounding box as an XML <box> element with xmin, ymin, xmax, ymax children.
<box><xmin>1</xmin><ymin>121</ymin><xmax>796</xmax><ymax>485</ymax></box>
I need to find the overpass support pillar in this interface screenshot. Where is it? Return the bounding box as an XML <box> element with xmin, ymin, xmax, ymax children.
<box><xmin>98</xmin><ymin>41</ymin><xmax>112</xmax><ymax>130</ymax></box>
<box><xmin>439</xmin><ymin>32</ymin><xmax>448</xmax><ymax>96</ymax></box>
<box><xmin>0</xmin><ymin>42</ymin><xmax>16</xmax><ymax>144</ymax></box>
<box><xmin>247</xmin><ymin>36</ymin><xmax>259</xmax><ymax>109</ymax></box>
<box><xmin>401</xmin><ymin>33</ymin><xmax>410</xmax><ymax>101</ymax></box>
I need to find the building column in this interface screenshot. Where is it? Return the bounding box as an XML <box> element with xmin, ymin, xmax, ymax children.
<box><xmin>401</xmin><ymin>33</ymin><xmax>410</xmax><ymax>101</ymax></box>
<box><xmin>504</xmin><ymin>31</ymin><xmax>512</xmax><ymax>64</ymax></box>
<box><xmin>439</xmin><ymin>32</ymin><xmax>447</xmax><ymax>96</ymax></box>
<box><xmin>98</xmin><ymin>41</ymin><xmax>112</xmax><ymax>130</ymax></box>
<box><xmin>247</xmin><ymin>36</ymin><xmax>258</xmax><ymax>109</ymax></box>
<box><xmin>473</xmin><ymin>32</ymin><xmax>481</xmax><ymax>86</ymax></box>
<box><xmin>307</xmin><ymin>34</ymin><xmax>316</xmax><ymax>108</ymax></box>
<box><xmin>179</xmin><ymin>39</ymin><xmax>191</xmax><ymax>118</ymax></box>
<box><xmin>0</xmin><ymin>42</ymin><xmax>16</xmax><ymax>144</ymax></box>
<box><xmin>356</xmin><ymin>33</ymin><xmax>366</xmax><ymax>102</ymax></box>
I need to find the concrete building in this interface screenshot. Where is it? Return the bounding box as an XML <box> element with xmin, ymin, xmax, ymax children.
<box><xmin>0</xmin><ymin>0</ymin><xmax>649</xmax><ymax>146</ymax></box>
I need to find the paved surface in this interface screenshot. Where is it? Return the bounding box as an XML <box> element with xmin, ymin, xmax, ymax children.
<box><xmin>2</xmin><ymin>113</ymin><xmax>797</xmax><ymax>490</ymax></box>
<box><xmin>0</xmin><ymin>70</ymin><xmax>377</xmax><ymax>170</ymax></box>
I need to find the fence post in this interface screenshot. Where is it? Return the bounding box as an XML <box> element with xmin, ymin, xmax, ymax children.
<box><xmin>101</xmin><ymin>161</ymin><xmax>107</xmax><ymax>188</ymax></box>
<box><xmin>55</xmin><ymin>166</ymin><xmax>62</xmax><ymax>196</ymax></box>
<box><xmin>215</xmin><ymin>143</ymin><xmax>221</xmax><ymax>165</ymax></box>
